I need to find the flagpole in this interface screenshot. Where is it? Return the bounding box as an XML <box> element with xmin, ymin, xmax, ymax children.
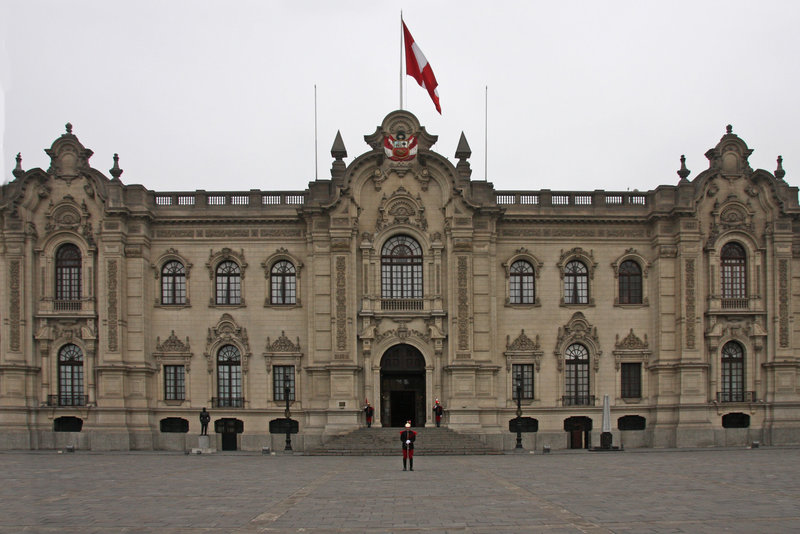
<box><xmin>400</xmin><ymin>11</ymin><xmax>404</xmax><ymax>110</ymax></box>
<box><xmin>485</xmin><ymin>85</ymin><xmax>488</xmax><ymax>181</ymax></box>
<box><xmin>314</xmin><ymin>84</ymin><xmax>318</xmax><ymax>181</ymax></box>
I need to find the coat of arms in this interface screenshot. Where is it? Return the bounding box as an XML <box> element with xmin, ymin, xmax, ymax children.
<box><xmin>383</xmin><ymin>131</ymin><xmax>418</xmax><ymax>161</ymax></box>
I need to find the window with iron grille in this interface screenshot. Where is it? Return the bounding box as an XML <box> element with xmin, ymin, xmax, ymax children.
<box><xmin>273</xmin><ymin>365</ymin><xmax>296</xmax><ymax>401</ymax></box>
<box><xmin>564</xmin><ymin>261</ymin><xmax>588</xmax><ymax>304</ymax></box>
<box><xmin>618</xmin><ymin>260</ymin><xmax>642</xmax><ymax>304</ymax></box>
<box><xmin>164</xmin><ymin>365</ymin><xmax>185</xmax><ymax>400</ymax></box>
<box><xmin>58</xmin><ymin>344</ymin><xmax>84</xmax><ymax>406</ymax></box>
<box><xmin>217</xmin><ymin>345</ymin><xmax>242</xmax><ymax>406</ymax></box>
<box><xmin>565</xmin><ymin>344</ymin><xmax>590</xmax><ymax>403</ymax></box>
<box><xmin>721</xmin><ymin>341</ymin><xmax>744</xmax><ymax>402</ymax></box>
<box><xmin>512</xmin><ymin>364</ymin><xmax>534</xmax><ymax>399</ymax></box>
<box><xmin>381</xmin><ymin>235</ymin><xmax>423</xmax><ymax>299</ymax></box>
<box><xmin>215</xmin><ymin>260</ymin><xmax>241</xmax><ymax>305</ymax></box>
<box><xmin>270</xmin><ymin>260</ymin><xmax>296</xmax><ymax>304</ymax></box>
<box><xmin>56</xmin><ymin>244</ymin><xmax>81</xmax><ymax>301</ymax></box>
<box><xmin>161</xmin><ymin>261</ymin><xmax>186</xmax><ymax>305</ymax></box>
<box><xmin>509</xmin><ymin>261</ymin><xmax>535</xmax><ymax>304</ymax></box>
<box><xmin>621</xmin><ymin>362</ymin><xmax>642</xmax><ymax>398</ymax></box>
<box><xmin>721</xmin><ymin>242</ymin><xmax>746</xmax><ymax>299</ymax></box>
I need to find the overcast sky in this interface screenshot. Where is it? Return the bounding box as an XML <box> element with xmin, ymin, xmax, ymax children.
<box><xmin>2</xmin><ymin>1</ymin><xmax>799</xmax><ymax>193</ymax></box>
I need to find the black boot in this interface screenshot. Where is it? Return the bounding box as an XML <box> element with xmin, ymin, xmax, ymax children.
<box><xmin>409</xmin><ymin>457</ymin><xmax>413</xmax><ymax>471</ymax></box>
<box><xmin>403</xmin><ymin>458</ymin><xmax>407</xmax><ymax>471</ymax></box>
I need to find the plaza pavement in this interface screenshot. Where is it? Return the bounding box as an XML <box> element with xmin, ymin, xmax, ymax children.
<box><xmin>3</xmin><ymin>447</ymin><xmax>800</xmax><ymax>533</ymax></box>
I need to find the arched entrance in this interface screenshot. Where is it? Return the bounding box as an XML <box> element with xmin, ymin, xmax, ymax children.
<box><xmin>564</xmin><ymin>416</ymin><xmax>592</xmax><ymax>449</ymax></box>
<box><xmin>380</xmin><ymin>344</ymin><xmax>426</xmax><ymax>427</ymax></box>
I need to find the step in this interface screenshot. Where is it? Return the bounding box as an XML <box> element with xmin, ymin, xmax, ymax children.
<box><xmin>307</xmin><ymin>427</ymin><xmax>503</xmax><ymax>456</ymax></box>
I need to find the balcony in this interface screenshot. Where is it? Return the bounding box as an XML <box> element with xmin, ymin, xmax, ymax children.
<box><xmin>39</xmin><ymin>297</ymin><xmax>95</xmax><ymax>315</ymax></box>
<box><xmin>47</xmin><ymin>394</ymin><xmax>88</xmax><ymax>407</ymax></box>
<box><xmin>212</xmin><ymin>397</ymin><xmax>245</xmax><ymax>408</ymax></box>
<box><xmin>716</xmin><ymin>391</ymin><xmax>755</xmax><ymax>403</ymax></box>
<box><xmin>721</xmin><ymin>298</ymin><xmax>749</xmax><ymax>310</ymax></box>
<box><xmin>562</xmin><ymin>395</ymin><xmax>596</xmax><ymax>406</ymax></box>
<box><xmin>380</xmin><ymin>298</ymin><xmax>424</xmax><ymax>311</ymax></box>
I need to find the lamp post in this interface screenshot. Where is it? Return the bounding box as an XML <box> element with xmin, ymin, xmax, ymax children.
<box><xmin>284</xmin><ymin>384</ymin><xmax>293</xmax><ymax>451</ymax></box>
<box><xmin>515</xmin><ymin>372</ymin><xmax>523</xmax><ymax>449</ymax></box>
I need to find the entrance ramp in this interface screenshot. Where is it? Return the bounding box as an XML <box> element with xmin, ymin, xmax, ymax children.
<box><xmin>307</xmin><ymin>427</ymin><xmax>502</xmax><ymax>456</ymax></box>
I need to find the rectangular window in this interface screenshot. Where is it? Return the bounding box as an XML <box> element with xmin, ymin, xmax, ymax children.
<box><xmin>164</xmin><ymin>365</ymin><xmax>185</xmax><ymax>400</ymax></box>
<box><xmin>273</xmin><ymin>365</ymin><xmax>295</xmax><ymax>401</ymax></box>
<box><xmin>621</xmin><ymin>362</ymin><xmax>641</xmax><ymax>399</ymax></box>
<box><xmin>512</xmin><ymin>364</ymin><xmax>534</xmax><ymax>399</ymax></box>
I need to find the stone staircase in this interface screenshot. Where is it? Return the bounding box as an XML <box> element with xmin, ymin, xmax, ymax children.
<box><xmin>307</xmin><ymin>426</ymin><xmax>502</xmax><ymax>455</ymax></box>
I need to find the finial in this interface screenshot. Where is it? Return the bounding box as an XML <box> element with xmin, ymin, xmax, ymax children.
<box><xmin>726</xmin><ymin>124</ymin><xmax>733</xmax><ymax>134</ymax></box>
<box><xmin>109</xmin><ymin>153</ymin><xmax>123</xmax><ymax>180</ymax></box>
<box><xmin>775</xmin><ymin>155</ymin><xmax>786</xmax><ymax>180</ymax></box>
<box><xmin>12</xmin><ymin>152</ymin><xmax>24</xmax><ymax>179</ymax></box>
<box><xmin>330</xmin><ymin>130</ymin><xmax>347</xmax><ymax>159</ymax></box>
<box><xmin>677</xmin><ymin>154</ymin><xmax>690</xmax><ymax>182</ymax></box>
<box><xmin>65</xmin><ymin>122</ymin><xmax>73</xmax><ymax>134</ymax></box>
<box><xmin>455</xmin><ymin>132</ymin><xmax>471</xmax><ymax>160</ymax></box>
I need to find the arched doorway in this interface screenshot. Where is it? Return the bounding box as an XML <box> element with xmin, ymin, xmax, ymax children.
<box><xmin>564</xmin><ymin>416</ymin><xmax>592</xmax><ymax>449</ymax></box>
<box><xmin>380</xmin><ymin>344</ymin><xmax>426</xmax><ymax>427</ymax></box>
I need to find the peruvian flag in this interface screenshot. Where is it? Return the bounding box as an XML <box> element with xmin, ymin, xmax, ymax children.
<box><xmin>403</xmin><ymin>21</ymin><xmax>441</xmax><ymax>114</ymax></box>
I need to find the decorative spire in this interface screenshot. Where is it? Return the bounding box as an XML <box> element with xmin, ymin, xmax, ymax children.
<box><xmin>775</xmin><ymin>155</ymin><xmax>786</xmax><ymax>181</ymax></box>
<box><xmin>109</xmin><ymin>153</ymin><xmax>123</xmax><ymax>180</ymax></box>
<box><xmin>455</xmin><ymin>132</ymin><xmax>471</xmax><ymax>160</ymax></box>
<box><xmin>330</xmin><ymin>130</ymin><xmax>347</xmax><ymax>179</ymax></box>
<box><xmin>726</xmin><ymin>124</ymin><xmax>733</xmax><ymax>134</ymax></box>
<box><xmin>12</xmin><ymin>152</ymin><xmax>24</xmax><ymax>179</ymax></box>
<box><xmin>677</xmin><ymin>154</ymin><xmax>690</xmax><ymax>182</ymax></box>
<box><xmin>65</xmin><ymin>122</ymin><xmax>73</xmax><ymax>135</ymax></box>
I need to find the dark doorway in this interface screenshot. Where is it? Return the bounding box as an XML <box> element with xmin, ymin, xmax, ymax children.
<box><xmin>564</xmin><ymin>416</ymin><xmax>593</xmax><ymax>449</ymax></box>
<box><xmin>214</xmin><ymin>418</ymin><xmax>243</xmax><ymax>451</ymax></box>
<box><xmin>221</xmin><ymin>432</ymin><xmax>237</xmax><ymax>451</ymax></box>
<box><xmin>380</xmin><ymin>344</ymin><xmax>426</xmax><ymax>427</ymax></box>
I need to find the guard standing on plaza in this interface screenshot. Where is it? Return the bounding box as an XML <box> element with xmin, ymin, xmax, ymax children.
<box><xmin>199</xmin><ymin>407</ymin><xmax>210</xmax><ymax>436</ymax></box>
<box><xmin>364</xmin><ymin>401</ymin><xmax>375</xmax><ymax>428</ymax></box>
<box><xmin>432</xmin><ymin>398</ymin><xmax>444</xmax><ymax>427</ymax></box>
<box><xmin>400</xmin><ymin>421</ymin><xmax>417</xmax><ymax>471</ymax></box>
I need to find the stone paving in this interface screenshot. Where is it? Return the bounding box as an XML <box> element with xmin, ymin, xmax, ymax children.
<box><xmin>3</xmin><ymin>447</ymin><xmax>800</xmax><ymax>533</ymax></box>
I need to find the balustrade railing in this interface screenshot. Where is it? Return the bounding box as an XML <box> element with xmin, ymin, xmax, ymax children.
<box><xmin>47</xmin><ymin>394</ymin><xmax>88</xmax><ymax>407</ymax></box>
<box><xmin>212</xmin><ymin>397</ymin><xmax>245</xmax><ymax>408</ymax></box>
<box><xmin>380</xmin><ymin>298</ymin><xmax>424</xmax><ymax>311</ymax></box>
<box><xmin>717</xmin><ymin>391</ymin><xmax>755</xmax><ymax>403</ymax></box>
<box><xmin>562</xmin><ymin>395</ymin><xmax>596</xmax><ymax>406</ymax></box>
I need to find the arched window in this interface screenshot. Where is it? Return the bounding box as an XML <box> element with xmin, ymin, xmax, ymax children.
<box><xmin>618</xmin><ymin>260</ymin><xmax>642</xmax><ymax>304</ymax></box>
<box><xmin>56</xmin><ymin>244</ymin><xmax>81</xmax><ymax>302</ymax></box>
<box><xmin>381</xmin><ymin>235</ymin><xmax>423</xmax><ymax>299</ymax></box>
<box><xmin>564</xmin><ymin>261</ymin><xmax>588</xmax><ymax>304</ymax></box>
<box><xmin>564</xmin><ymin>343</ymin><xmax>590</xmax><ymax>405</ymax></box>
<box><xmin>271</xmin><ymin>260</ymin><xmax>296</xmax><ymax>305</ymax></box>
<box><xmin>58</xmin><ymin>344</ymin><xmax>85</xmax><ymax>406</ymax></box>
<box><xmin>721</xmin><ymin>242</ymin><xmax>746</xmax><ymax>301</ymax></box>
<box><xmin>161</xmin><ymin>261</ymin><xmax>186</xmax><ymax>305</ymax></box>
<box><xmin>216</xmin><ymin>345</ymin><xmax>243</xmax><ymax>407</ymax></box>
<box><xmin>509</xmin><ymin>260</ymin><xmax>535</xmax><ymax>304</ymax></box>
<box><xmin>720</xmin><ymin>341</ymin><xmax>744</xmax><ymax>402</ymax></box>
<box><xmin>215</xmin><ymin>261</ymin><xmax>241</xmax><ymax>305</ymax></box>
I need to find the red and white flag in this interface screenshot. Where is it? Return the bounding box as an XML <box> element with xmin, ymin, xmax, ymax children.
<box><xmin>402</xmin><ymin>21</ymin><xmax>441</xmax><ymax>114</ymax></box>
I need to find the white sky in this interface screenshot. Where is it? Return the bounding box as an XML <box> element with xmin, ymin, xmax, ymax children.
<box><xmin>2</xmin><ymin>1</ymin><xmax>799</xmax><ymax>193</ymax></box>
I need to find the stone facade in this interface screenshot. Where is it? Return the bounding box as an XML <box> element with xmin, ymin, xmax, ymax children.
<box><xmin>1</xmin><ymin>112</ymin><xmax>799</xmax><ymax>451</ymax></box>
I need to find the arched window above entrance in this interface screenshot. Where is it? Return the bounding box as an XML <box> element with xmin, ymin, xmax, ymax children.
<box><xmin>380</xmin><ymin>344</ymin><xmax>425</xmax><ymax>371</ymax></box>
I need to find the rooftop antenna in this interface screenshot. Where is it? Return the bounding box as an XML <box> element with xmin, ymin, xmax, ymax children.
<box><xmin>314</xmin><ymin>84</ymin><xmax>318</xmax><ymax>180</ymax></box>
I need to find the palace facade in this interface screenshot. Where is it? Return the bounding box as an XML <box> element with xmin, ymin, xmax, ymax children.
<box><xmin>1</xmin><ymin>110</ymin><xmax>799</xmax><ymax>451</ymax></box>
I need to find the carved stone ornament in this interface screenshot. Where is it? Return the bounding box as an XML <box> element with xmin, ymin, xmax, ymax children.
<box><xmin>375</xmin><ymin>187</ymin><xmax>428</xmax><ymax>233</ymax></box>
<box><xmin>265</xmin><ymin>331</ymin><xmax>301</xmax><ymax>353</ymax></box>
<box><xmin>612</xmin><ymin>329</ymin><xmax>651</xmax><ymax>370</ymax></box>
<box><xmin>154</xmin><ymin>331</ymin><xmax>193</xmax><ymax>372</ymax></box>
<box><xmin>205</xmin><ymin>248</ymin><xmax>247</xmax><ymax>279</ymax></box>
<box><xmin>706</xmin><ymin>197</ymin><xmax>755</xmax><ymax>249</ymax></box>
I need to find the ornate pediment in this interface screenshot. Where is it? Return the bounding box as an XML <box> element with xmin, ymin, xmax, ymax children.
<box><xmin>156</xmin><ymin>331</ymin><xmax>191</xmax><ymax>353</ymax></box>
<box><xmin>506</xmin><ymin>330</ymin><xmax>540</xmax><ymax>352</ymax></box>
<box><xmin>265</xmin><ymin>331</ymin><xmax>301</xmax><ymax>353</ymax></box>
<box><xmin>615</xmin><ymin>329</ymin><xmax>648</xmax><ymax>350</ymax></box>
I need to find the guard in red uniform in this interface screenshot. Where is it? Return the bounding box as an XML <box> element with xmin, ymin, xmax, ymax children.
<box><xmin>432</xmin><ymin>399</ymin><xmax>444</xmax><ymax>427</ymax></box>
<box><xmin>364</xmin><ymin>402</ymin><xmax>374</xmax><ymax>428</ymax></box>
<box><xmin>400</xmin><ymin>421</ymin><xmax>417</xmax><ymax>471</ymax></box>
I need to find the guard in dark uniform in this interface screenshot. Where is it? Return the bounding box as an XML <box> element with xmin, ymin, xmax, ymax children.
<box><xmin>433</xmin><ymin>399</ymin><xmax>444</xmax><ymax>427</ymax></box>
<box><xmin>199</xmin><ymin>407</ymin><xmax>210</xmax><ymax>436</ymax></box>
<box><xmin>364</xmin><ymin>402</ymin><xmax>374</xmax><ymax>427</ymax></box>
<box><xmin>400</xmin><ymin>421</ymin><xmax>417</xmax><ymax>471</ymax></box>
